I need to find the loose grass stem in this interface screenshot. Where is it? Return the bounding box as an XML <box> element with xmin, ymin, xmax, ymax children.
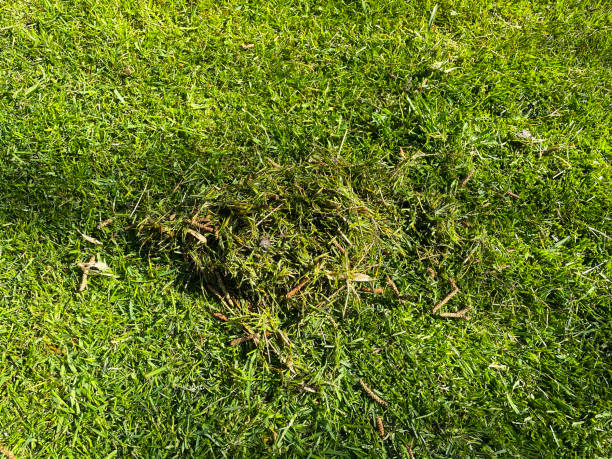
<box><xmin>376</xmin><ymin>416</ymin><xmax>385</xmax><ymax>437</ymax></box>
<box><xmin>359</xmin><ymin>379</ymin><xmax>388</xmax><ymax>407</ymax></box>
<box><xmin>286</xmin><ymin>278</ymin><xmax>309</xmax><ymax>299</ymax></box>
<box><xmin>432</xmin><ymin>279</ymin><xmax>459</xmax><ymax>314</ymax></box>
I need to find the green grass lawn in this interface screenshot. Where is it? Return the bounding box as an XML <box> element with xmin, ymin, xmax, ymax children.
<box><xmin>1</xmin><ymin>0</ymin><xmax>611</xmax><ymax>456</ymax></box>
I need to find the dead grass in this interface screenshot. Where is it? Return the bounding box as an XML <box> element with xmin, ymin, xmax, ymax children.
<box><xmin>138</xmin><ymin>158</ymin><xmax>414</xmax><ymax>332</ymax></box>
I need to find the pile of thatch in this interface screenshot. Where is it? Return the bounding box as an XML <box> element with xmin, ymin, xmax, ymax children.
<box><xmin>137</xmin><ymin>156</ymin><xmax>416</xmax><ymax>325</ymax></box>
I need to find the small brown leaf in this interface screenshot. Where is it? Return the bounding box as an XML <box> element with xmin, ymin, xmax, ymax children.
<box><xmin>516</xmin><ymin>129</ymin><xmax>532</xmax><ymax>140</ymax></box>
<box><xmin>241</xmin><ymin>43</ymin><xmax>255</xmax><ymax>49</ymax></box>
<box><xmin>186</xmin><ymin>228</ymin><xmax>207</xmax><ymax>244</ymax></box>
<box><xmin>213</xmin><ymin>312</ymin><xmax>228</xmax><ymax>321</ymax></box>
<box><xmin>230</xmin><ymin>333</ymin><xmax>259</xmax><ymax>347</ymax></box>
<box><xmin>539</xmin><ymin>147</ymin><xmax>559</xmax><ymax>158</ymax></box>
<box><xmin>79</xmin><ymin>231</ymin><xmax>103</xmax><ymax>245</ymax></box>
<box><xmin>89</xmin><ymin>261</ymin><xmax>111</xmax><ymax>272</ymax></box>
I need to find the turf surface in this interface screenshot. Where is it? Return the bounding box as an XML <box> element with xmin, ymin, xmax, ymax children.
<box><xmin>0</xmin><ymin>0</ymin><xmax>611</xmax><ymax>456</ymax></box>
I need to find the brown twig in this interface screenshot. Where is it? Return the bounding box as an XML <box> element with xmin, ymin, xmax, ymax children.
<box><xmin>230</xmin><ymin>333</ymin><xmax>259</xmax><ymax>347</ymax></box>
<box><xmin>189</xmin><ymin>219</ymin><xmax>214</xmax><ymax>232</ymax></box>
<box><xmin>361</xmin><ymin>287</ymin><xmax>385</xmax><ymax>294</ymax></box>
<box><xmin>266</xmin><ymin>157</ymin><xmax>281</xmax><ymax>168</ymax></box>
<box><xmin>439</xmin><ymin>311</ymin><xmax>470</xmax><ymax>319</ymax></box>
<box><xmin>212</xmin><ymin>312</ymin><xmax>228</xmax><ymax>321</ymax></box>
<box><xmin>506</xmin><ymin>191</ymin><xmax>520</xmax><ymax>199</ymax></box>
<box><xmin>432</xmin><ymin>279</ymin><xmax>459</xmax><ymax>314</ymax></box>
<box><xmin>286</xmin><ymin>278</ymin><xmax>309</xmax><ymax>299</ymax></box>
<box><xmin>408</xmin><ymin>446</ymin><xmax>415</xmax><ymax>459</ymax></box>
<box><xmin>359</xmin><ymin>379</ymin><xmax>388</xmax><ymax>407</ymax></box>
<box><xmin>172</xmin><ymin>178</ymin><xmax>184</xmax><ymax>193</ymax></box>
<box><xmin>439</xmin><ymin>306</ymin><xmax>471</xmax><ymax>320</ymax></box>
<box><xmin>386</xmin><ymin>276</ymin><xmax>401</xmax><ymax>297</ymax></box>
<box><xmin>332</xmin><ymin>240</ymin><xmax>346</xmax><ymax>254</ymax></box>
<box><xmin>376</xmin><ymin>416</ymin><xmax>385</xmax><ymax>437</ymax></box>
<box><xmin>461</xmin><ymin>169</ymin><xmax>474</xmax><ymax>187</ymax></box>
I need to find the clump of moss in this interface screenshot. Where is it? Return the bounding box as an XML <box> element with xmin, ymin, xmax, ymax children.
<box><xmin>138</xmin><ymin>156</ymin><xmax>415</xmax><ymax>320</ymax></box>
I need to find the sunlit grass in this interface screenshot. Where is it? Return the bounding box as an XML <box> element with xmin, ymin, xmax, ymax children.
<box><xmin>0</xmin><ymin>0</ymin><xmax>610</xmax><ymax>456</ymax></box>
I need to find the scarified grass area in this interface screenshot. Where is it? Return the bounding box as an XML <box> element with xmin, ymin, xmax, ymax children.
<box><xmin>138</xmin><ymin>160</ymin><xmax>409</xmax><ymax>327</ymax></box>
<box><xmin>0</xmin><ymin>0</ymin><xmax>611</xmax><ymax>456</ymax></box>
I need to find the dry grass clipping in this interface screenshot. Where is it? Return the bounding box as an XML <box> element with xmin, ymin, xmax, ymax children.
<box><xmin>376</xmin><ymin>416</ymin><xmax>385</xmax><ymax>437</ymax></box>
<box><xmin>432</xmin><ymin>279</ymin><xmax>459</xmax><ymax>314</ymax></box>
<box><xmin>359</xmin><ymin>379</ymin><xmax>388</xmax><ymax>407</ymax></box>
<box><xmin>137</xmin><ymin>161</ymin><xmax>408</xmax><ymax>318</ymax></box>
